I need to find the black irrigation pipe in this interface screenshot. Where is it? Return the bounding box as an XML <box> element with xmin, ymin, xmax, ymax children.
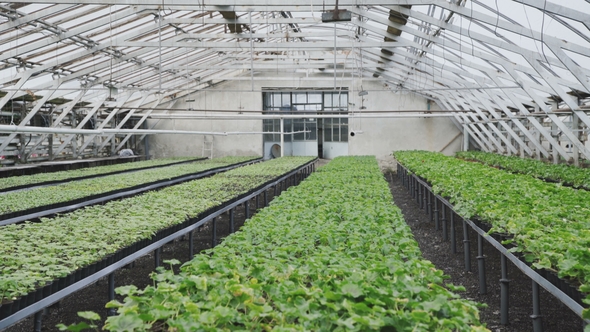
<box><xmin>0</xmin><ymin>158</ymin><xmax>318</xmax><ymax>330</ymax></box>
<box><xmin>0</xmin><ymin>158</ymin><xmax>262</xmax><ymax>226</ymax></box>
<box><xmin>396</xmin><ymin>163</ymin><xmax>590</xmax><ymax>332</ymax></box>
<box><xmin>0</xmin><ymin>157</ymin><xmax>207</xmax><ymax>194</ymax></box>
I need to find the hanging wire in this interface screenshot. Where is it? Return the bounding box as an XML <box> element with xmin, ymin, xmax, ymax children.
<box><xmin>522</xmin><ymin>2</ymin><xmax>545</xmax><ymax>66</ymax></box>
<box><xmin>540</xmin><ymin>0</ymin><xmax>550</xmax><ymax>65</ymax></box>
<box><xmin>109</xmin><ymin>6</ymin><xmax>112</xmax><ymax>81</ymax></box>
<box><xmin>458</xmin><ymin>8</ymin><xmax>464</xmax><ymax>69</ymax></box>
<box><xmin>494</xmin><ymin>0</ymin><xmax>500</xmax><ymax>36</ymax></box>
<box><xmin>468</xmin><ymin>0</ymin><xmax>474</xmax><ymax>56</ymax></box>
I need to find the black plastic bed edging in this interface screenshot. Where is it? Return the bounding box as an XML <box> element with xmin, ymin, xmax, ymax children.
<box><xmin>0</xmin><ymin>156</ymin><xmax>144</xmax><ymax>179</ymax></box>
<box><xmin>0</xmin><ymin>158</ymin><xmax>262</xmax><ymax>226</ymax></box>
<box><xmin>0</xmin><ymin>158</ymin><xmax>318</xmax><ymax>330</ymax></box>
<box><xmin>396</xmin><ymin>163</ymin><xmax>590</xmax><ymax>328</ymax></box>
<box><xmin>0</xmin><ymin>157</ymin><xmax>207</xmax><ymax>194</ymax></box>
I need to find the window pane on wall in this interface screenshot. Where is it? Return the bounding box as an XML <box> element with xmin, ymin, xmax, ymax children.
<box><xmin>341</xmin><ymin>123</ymin><xmax>348</xmax><ymax>142</ymax></box>
<box><xmin>340</xmin><ymin>93</ymin><xmax>348</xmax><ymax>109</ymax></box>
<box><xmin>309</xmin><ymin>93</ymin><xmax>321</xmax><ymax>104</ymax></box>
<box><xmin>324</xmin><ymin>118</ymin><xmax>332</xmax><ymax>142</ymax></box>
<box><xmin>293</xmin><ymin>119</ymin><xmax>304</xmax><ymax>141</ymax></box>
<box><xmin>294</xmin><ymin>92</ymin><xmax>307</xmax><ymax>104</ymax></box>
<box><xmin>265</xmin><ymin>119</ymin><xmax>280</xmax><ymax>141</ymax></box>
<box><xmin>272</xmin><ymin>94</ymin><xmax>282</xmax><ymax>107</ymax></box>
<box><xmin>324</xmin><ymin>94</ymin><xmax>333</xmax><ymax>107</ymax></box>
<box><xmin>333</xmin><ymin>122</ymin><xmax>340</xmax><ymax>142</ymax></box>
<box><xmin>307</xmin><ymin>120</ymin><xmax>317</xmax><ymax>140</ymax></box>
<box><xmin>303</xmin><ymin>104</ymin><xmax>321</xmax><ymax>111</ymax></box>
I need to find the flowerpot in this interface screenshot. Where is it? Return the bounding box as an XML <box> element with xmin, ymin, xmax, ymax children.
<box><xmin>34</xmin><ymin>287</ymin><xmax>43</xmax><ymax>302</ymax></box>
<box><xmin>42</xmin><ymin>282</ymin><xmax>53</xmax><ymax>298</ymax></box>
<box><xmin>66</xmin><ymin>273</ymin><xmax>75</xmax><ymax>287</ymax></box>
<box><xmin>22</xmin><ymin>292</ymin><xmax>34</xmax><ymax>307</ymax></box>
<box><xmin>11</xmin><ymin>297</ymin><xmax>21</xmax><ymax>312</ymax></box>
<box><xmin>75</xmin><ymin>269</ymin><xmax>82</xmax><ymax>282</ymax></box>
<box><xmin>57</xmin><ymin>276</ymin><xmax>68</xmax><ymax>291</ymax></box>
<box><xmin>106</xmin><ymin>255</ymin><xmax>115</xmax><ymax>266</ymax></box>
<box><xmin>52</xmin><ymin>279</ymin><xmax>60</xmax><ymax>293</ymax></box>
<box><xmin>0</xmin><ymin>301</ymin><xmax>13</xmax><ymax>320</ymax></box>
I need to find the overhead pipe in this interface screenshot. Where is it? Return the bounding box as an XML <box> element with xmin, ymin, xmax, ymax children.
<box><xmin>143</xmin><ymin>113</ymin><xmax>459</xmax><ymax>120</ymax></box>
<box><xmin>0</xmin><ymin>124</ymin><xmax>310</xmax><ymax>136</ymax></box>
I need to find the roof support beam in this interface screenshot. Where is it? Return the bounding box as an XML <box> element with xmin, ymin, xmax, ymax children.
<box><xmin>96</xmin><ymin>93</ymin><xmax>149</xmax><ymax>151</ymax></box>
<box><xmin>76</xmin><ymin>93</ymin><xmax>134</xmax><ymax>155</ymax></box>
<box><xmin>0</xmin><ymin>4</ymin><xmax>74</xmax><ymax>33</ymax></box>
<box><xmin>53</xmin><ymin>94</ymin><xmax>108</xmax><ymax>156</ymax></box>
<box><xmin>451</xmin><ymin>89</ymin><xmax>518</xmax><ymax>154</ymax></box>
<box><xmin>115</xmin><ymin>95</ymin><xmax>165</xmax><ymax>152</ymax></box>
<box><xmin>25</xmin><ymin>88</ymin><xmax>88</xmax><ymax>158</ymax></box>
<box><xmin>0</xmin><ymin>85</ymin><xmax>58</xmax><ymax>155</ymax></box>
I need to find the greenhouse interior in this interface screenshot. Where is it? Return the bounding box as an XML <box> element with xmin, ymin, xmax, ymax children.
<box><xmin>0</xmin><ymin>0</ymin><xmax>589</xmax><ymax>331</ymax></box>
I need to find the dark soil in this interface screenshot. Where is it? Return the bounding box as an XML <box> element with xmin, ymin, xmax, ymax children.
<box><xmin>384</xmin><ymin>171</ymin><xmax>585</xmax><ymax>332</ymax></box>
<box><xmin>5</xmin><ymin>162</ymin><xmax>585</xmax><ymax>332</ymax></box>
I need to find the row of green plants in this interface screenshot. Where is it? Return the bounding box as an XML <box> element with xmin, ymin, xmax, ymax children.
<box><xmin>395</xmin><ymin>150</ymin><xmax>590</xmax><ymax>320</ymax></box>
<box><xmin>0</xmin><ymin>156</ymin><xmax>258</xmax><ymax>216</ymax></box>
<box><xmin>79</xmin><ymin>156</ymin><xmax>487</xmax><ymax>331</ymax></box>
<box><xmin>456</xmin><ymin>150</ymin><xmax>590</xmax><ymax>189</ymax></box>
<box><xmin>0</xmin><ymin>156</ymin><xmax>314</xmax><ymax>305</ymax></box>
<box><xmin>0</xmin><ymin>157</ymin><xmax>200</xmax><ymax>191</ymax></box>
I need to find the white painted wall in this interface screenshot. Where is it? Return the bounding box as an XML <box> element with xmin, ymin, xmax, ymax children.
<box><xmin>348</xmin><ymin>80</ymin><xmax>462</xmax><ymax>169</ymax></box>
<box><xmin>146</xmin><ymin>72</ymin><xmax>463</xmax><ymax>166</ymax></box>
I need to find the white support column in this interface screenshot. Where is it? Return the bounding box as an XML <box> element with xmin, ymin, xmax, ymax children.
<box><xmin>437</xmin><ymin>98</ymin><xmax>487</xmax><ymax>151</ymax></box>
<box><xmin>280</xmin><ymin>117</ymin><xmax>284</xmax><ymax>157</ymax></box>
<box><xmin>573</xmin><ymin>113</ymin><xmax>580</xmax><ymax>167</ymax></box>
<box><xmin>465</xmin><ymin>92</ymin><xmax>519</xmax><ymax>155</ymax></box>
<box><xmin>447</xmin><ymin>90</ymin><xmax>505</xmax><ymax>153</ymax></box>
<box><xmin>463</xmin><ymin>125</ymin><xmax>469</xmax><ymax>151</ymax></box>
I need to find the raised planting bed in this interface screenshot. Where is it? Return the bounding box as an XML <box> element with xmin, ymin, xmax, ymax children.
<box><xmin>86</xmin><ymin>156</ymin><xmax>487</xmax><ymax>331</ymax></box>
<box><xmin>394</xmin><ymin>150</ymin><xmax>590</xmax><ymax>321</ymax></box>
<box><xmin>0</xmin><ymin>157</ymin><xmax>205</xmax><ymax>193</ymax></box>
<box><xmin>0</xmin><ymin>156</ymin><xmax>260</xmax><ymax>223</ymax></box>
<box><xmin>0</xmin><ymin>155</ymin><xmax>143</xmax><ymax>178</ymax></box>
<box><xmin>456</xmin><ymin>150</ymin><xmax>590</xmax><ymax>190</ymax></box>
<box><xmin>0</xmin><ymin>156</ymin><xmax>315</xmax><ymax>326</ymax></box>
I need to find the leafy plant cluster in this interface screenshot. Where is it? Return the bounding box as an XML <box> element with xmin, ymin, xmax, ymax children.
<box><xmin>0</xmin><ymin>157</ymin><xmax>201</xmax><ymax>191</ymax></box>
<box><xmin>95</xmin><ymin>156</ymin><xmax>487</xmax><ymax>331</ymax></box>
<box><xmin>395</xmin><ymin>150</ymin><xmax>590</xmax><ymax>319</ymax></box>
<box><xmin>0</xmin><ymin>157</ymin><xmax>313</xmax><ymax>304</ymax></box>
<box><xmin>457</xmin><ymin>150</ymin><xmax>590</xmax><ymax>189</ymax></box>
<box><xmin>0</xmin><ymin>156</ymin><xmax>258</xmax><ymax>216</ymax></box>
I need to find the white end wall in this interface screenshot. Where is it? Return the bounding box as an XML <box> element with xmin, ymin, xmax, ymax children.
<box><xmin>146</xmin><ymin>73</ymin><xmax>463</xmax><ymax>164</ymax></box>
<box><xmin>146</xmin><ymin>81</ymin><xmax>263</xmax><ymax>159</ymax></box>
<box><xmin>348</xmin><ymin>81</ymin><xmax>462</xmax><ymax>170</ymax></box>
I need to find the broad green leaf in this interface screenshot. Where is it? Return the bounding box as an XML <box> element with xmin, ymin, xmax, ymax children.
<box><xmin>341</xmin><ymin>283</ymin><xmax>363</xmax><ymax>298</ymax></box>
<box><xmin>104</xmin><ymin>313</ymin><xmax>146</xmax><ymax>331</ymax></box>
<box><xmin>77</xmin><ymin>311</ymin><xmax>101</xmax><ymax>321</ymax></box>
